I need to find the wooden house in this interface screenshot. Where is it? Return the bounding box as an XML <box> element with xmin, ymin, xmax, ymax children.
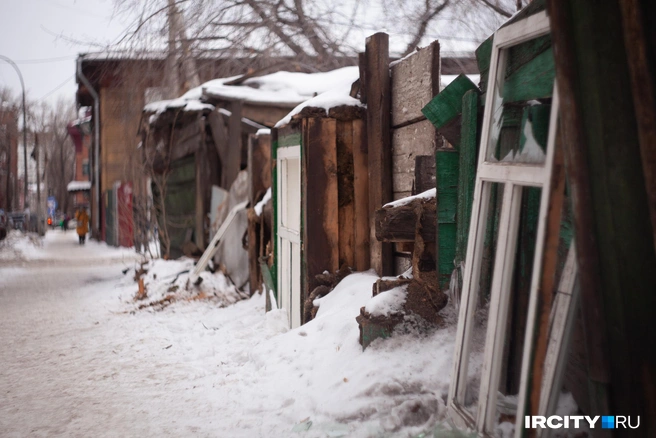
<box><xmin>139</xmin><ymin>67</ymin><xmax>361</xmax><ymax>270</ymax></box>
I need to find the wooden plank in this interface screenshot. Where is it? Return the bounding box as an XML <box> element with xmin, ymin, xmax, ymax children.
<box><xmin>455</xmin><ymin>90</ymin><xmax>480</xmax><ymax>266</ymax></box>
<box><xmin>619</xmin><ymin>0</ymin><xmax>656</xmax><ymax>250</ymax></box>
<box><xmin>528</xmin><ymin>133</ymin><xmax>566</xmax><ymax>418</ymax></box>
<box><xmin>393</xmin><ymin>172</ymin><xmax>415</xmax><ymax>194</ymax></box>
<box><xmin>208</xmin><ymin>109</ymin><xmax>229</xmax><ymax>185</ymax></box>
<box><xmin>436</xmin><ymin>150</ymin><xmax>459</xmax><ymax>223</ymax></box>
<box><xmin>550</xmin><ymin>1</ymin><xmax>656</xmax><ymax>433</ymax></box>
<box><xmin>303</xmin><ymin>118</ymin><xmax>339</xmax><ymax>299</ymax></box>
<box><xmin>503</xmin><ymin>47</ymin><xmax>555</xmax><ymax>103</ymax></box>
<box><xmin>375</xmin><ymin>198</ymin><xmax>437</xmax><ymax>243</ymax></box>
<box><xmin>247</xmin><ymin>132</ymin><xmax>271</xmax><ymax>205</ymax></box>
<box><xmin>436</xmin><ymin>149</ymin><xmax>459</xmax><ymax>290</ymax></box>
<box><xmin>391</xmin><ymin>41</ymin><xmax>440</xmax><ymax>128</ymax></box>
<box><xmin>392</xmin><ymin>119</ymin><xmax>439</xmax><ymax>156</ymax></box>
<box><xmin>337</xmin><ymin>120</ymin><xmax>356</xmax><ymax>269</ymax></box>
<box><xmin>365</xmin><ymin>33</ymin><xmax>394</xmax><ymax>276</ymax></box>
<box><xmin>414</xmin><ymin>155</ymin><xmax>436</xmax><ymax>193</ymax></box>
<box><xmin>392</xmin><ymin>119</ymin><xmax>440</xmax><ymax>196</ymax></box>
<box><xmin>421</xmin><ymin>74</ymin><xmax>479</xmax><ymax>142</ymax></box>
<box><xmin>352</xmin><ymin>119</ymin><xmax>370</xmax><ymax>271</ymax></box>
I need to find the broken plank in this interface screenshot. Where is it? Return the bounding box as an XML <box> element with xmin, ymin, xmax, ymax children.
<box><xmin>391</xmin><ymin>41</ymin><xmax>440</xmax><ymax>128</ymax></box>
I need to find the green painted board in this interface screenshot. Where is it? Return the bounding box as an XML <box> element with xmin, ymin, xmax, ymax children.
<box><xmin>436</xmin><ymin>149</ymin><xmax>459</xmax><ymax>290</ymax></box>
<box><xmin>455</xmin><ymin>90</ymin><xmax>479</xmax><ymax>266</ymax></box>
<box><xmin>503</xmin><ymin>47</ymin><xmax>555</xmax><ymax>103</ymax></box>
<box><xmin>422</xmin><ymin>74</ymin><xmax>479</xmax><ymax>131</ymax></box>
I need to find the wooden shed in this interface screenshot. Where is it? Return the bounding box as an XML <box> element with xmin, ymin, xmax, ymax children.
<box><xmin>273</xmin><ymin>97</ymin><xmax>369</xmax><ymax>328</ymax></box>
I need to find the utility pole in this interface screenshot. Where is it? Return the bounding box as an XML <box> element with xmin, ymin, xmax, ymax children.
<box><xmin>35</xmin><ymin>132</ymin><xmax>43</xmax><ymax>235</ymax></box>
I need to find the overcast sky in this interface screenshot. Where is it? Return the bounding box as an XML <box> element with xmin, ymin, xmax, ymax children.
<box><xmin>0</xmin><ymin>0</ymin><xmax>130</xmax><ymax>106</ymax></box>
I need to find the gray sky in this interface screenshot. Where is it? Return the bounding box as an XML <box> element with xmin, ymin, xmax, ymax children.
<box><xmin>0</xmin><ymin>0</ymin><xmax>130</xmax><ymax>106</ymax></box>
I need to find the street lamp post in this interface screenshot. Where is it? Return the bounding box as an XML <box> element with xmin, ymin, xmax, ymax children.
<box><xmin>0</xmin><ymin>55</ymin><xmax>28</xmax><ymax>210</ymax></box>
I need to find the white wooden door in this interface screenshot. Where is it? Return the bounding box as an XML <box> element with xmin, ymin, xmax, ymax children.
<box><xmin>277</xmin><ymin>145</ymin><xmax>302</xmax><ymax>329</ymax></box>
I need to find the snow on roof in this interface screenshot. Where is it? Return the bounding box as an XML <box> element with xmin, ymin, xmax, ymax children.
<box><xmin>67</xmin><ymin>181</ymin><xmax>92</xmax><ymax>192</ymax></box>
<box><xmin>274</xmin><ymin>78</ymin><xmax>362</xmax><ymax>128</ymax></box>
<box><xmin>144</xmin><ymin>98</ymin><xmax>215</xmax><ymax>116</ymax></box>
<box><xmin>201</xmin><ymin>67</ymin><xmax>360</xmax><ymax>107</ymax></box>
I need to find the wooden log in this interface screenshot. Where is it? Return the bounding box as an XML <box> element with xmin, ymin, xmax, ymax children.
<box><xmin>375</xmin><ymin>197</ymin><xmax>436</xmax><ymax>243</ymax></box>
<box><xmin>391</xmin><ymin>41</ymin><xmax>440</xmax><ymax>128</ymax></box>
<box><xmin>365</xmin><ymin>33</ymin><xmax>394</xmax><ymax>276</ymax></box>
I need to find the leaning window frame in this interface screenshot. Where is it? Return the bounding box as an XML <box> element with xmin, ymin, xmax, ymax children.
<box><xmin>446</xmin><ymin>11</ymin><xmax>560</xmax><ymax>436</ymax></box>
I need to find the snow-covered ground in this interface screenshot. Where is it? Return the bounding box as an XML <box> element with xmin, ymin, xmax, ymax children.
<box><xmin>0</xmin><ymin>230</ymin><xmax>474</xmax><ymax>437</ymax></box>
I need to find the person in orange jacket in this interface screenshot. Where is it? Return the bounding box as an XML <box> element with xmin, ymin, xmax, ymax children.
<box><xmin>75</xmin><ymin>207</ymin><xmax>89</xmax><ymax>245</ymax></box>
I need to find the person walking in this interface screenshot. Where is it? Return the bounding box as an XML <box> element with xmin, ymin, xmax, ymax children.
<box><xmin>75</xmin><ymin>208</ymin><xmax>89</xmax><ymax>245</ymax></box>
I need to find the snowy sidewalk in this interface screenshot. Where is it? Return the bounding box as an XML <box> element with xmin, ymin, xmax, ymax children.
<box><xmin>0</xmin><ymin>231</ymin><xmax>464</xmax><ymax>437</ymax></box>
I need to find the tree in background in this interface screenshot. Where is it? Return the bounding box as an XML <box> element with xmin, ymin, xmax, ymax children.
<box><xmin>110</xmin><ymin>0</ymin><xmax>527</xmax><ymax>69</ymax></box>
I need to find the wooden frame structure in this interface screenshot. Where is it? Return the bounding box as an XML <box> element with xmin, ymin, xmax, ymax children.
<box><xmin>447</xmin><ymin>12</ymin><xmax>563</xmax><ymax>435</ymax></box>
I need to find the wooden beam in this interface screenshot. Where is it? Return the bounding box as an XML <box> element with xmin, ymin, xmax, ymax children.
<box><xmin>365</xmin><ymin>33</ymin><xmax>394</xmax><ymax>276</ymax></box>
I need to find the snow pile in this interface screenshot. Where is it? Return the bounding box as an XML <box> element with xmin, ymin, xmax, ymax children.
<box><xmin>119</xmin><ymin>268</ymin><xmax>463</xmax><ymax>435</ymax></box>
<box><xmin>384</xmin><ymin>188</ymin><xmax>436</xmax><ymax>208</ymax></box>
<box><xmin>130</xmin><ymin>258</ymin><xmax>247</xmax><ymax>310</ymax></box>
<box><xmin>0</xmin><ymin>230</ymin><xmax>43</xmax><ymax>262</ymax></box>
<box><xmin>364</xmin><ymin>284</ymin><xmax>408</xmax><ymax>317</ymax></box>
<box><xmin>1</xmin><ymin>230</ymin><xmax>141</xmax><ymax>265</ymax></box>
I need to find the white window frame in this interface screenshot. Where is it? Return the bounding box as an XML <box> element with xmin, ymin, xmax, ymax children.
<box><xmin>447</xmin><ymin>11</ymin><xmax>562</xmax><ymax>436</ymax></box>
<box><xmin>277</xmin><ymin>145</ymin><xmax>302</xmax><ymax>329</ymax></box>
